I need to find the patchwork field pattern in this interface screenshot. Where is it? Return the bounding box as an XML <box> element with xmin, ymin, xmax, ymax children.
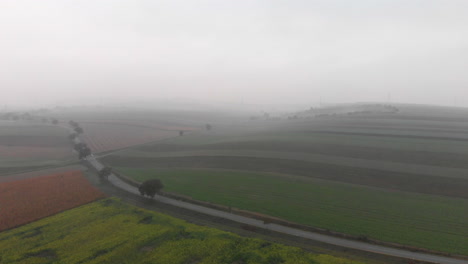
<box><xmin>105</xmin><ymin>110</ymin><xmax>468</xmax><ymax>256</ymax></box>
<box><xmin>0</xmin><ymin>198</ymin><xmax>367</xmax><ymax>264</ymax></box>
<box><xmin>0</xmin><ymin>170</ymin><xmax>105</xmax><ymax>232</ymax></box>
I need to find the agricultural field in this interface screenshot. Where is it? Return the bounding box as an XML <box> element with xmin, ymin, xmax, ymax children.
<box><xmin>117</xmin><ymin>167</ymin><xmax>468</xmax><ymax>255</ymax></box>
<box><xmin>0</xmin><ymin>170</ymin><xmax>105</xmax><ymax>232</ymax></box>
<box><xmin>0</xmin><ymin>165</ymin><xmax>86</xmax><ymax>183</ymax></box>
<box><xmin>0</xmin><ymin>121</ymin><xmax>74</xmax><ymax>174</ymax></box>
<box><xmin>101</xmin><ymin>104</ymin><xmax>468</xmax><ymax>256</ymax></box>
<box><xmin>54</xmin><ymin>109</ymin><xmax>212</xmax><ymax>153</ymax></box>
<box><xmin>78</xmin><ymin>122</ymin><xmax>180</xmax><ymax>153</ymax></box>
<box><xmin>106</xmin><ymin>153</ymin><xmax>468</xmax><ymax>199</ymax></box>
<box><xmin>0</xmin><ymin>197</ymin><xmax>367</xmax><ymax>264</ymax></box>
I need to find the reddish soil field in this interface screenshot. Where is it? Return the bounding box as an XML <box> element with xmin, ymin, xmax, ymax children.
<box><xmin>0</xmin><ymin>170</ymin><xmax>105</xmax><ymax>232</ymax></box>
<box><xmin>79</xmin><ymin>122</ymin><xmax>196</xmax><ymax>153</ymax></box>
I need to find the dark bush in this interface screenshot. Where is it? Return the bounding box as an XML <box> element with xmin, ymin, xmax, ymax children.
<box><xmin>138</xmin><ymin>179</ymin><xmax>164</xmax><ymax>198</ymax></box>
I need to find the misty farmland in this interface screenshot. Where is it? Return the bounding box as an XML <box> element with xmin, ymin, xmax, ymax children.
<box><xmin>1</xmin><ymin>103</ymin><xmax>468</xmax><ymax>264</ymax></box>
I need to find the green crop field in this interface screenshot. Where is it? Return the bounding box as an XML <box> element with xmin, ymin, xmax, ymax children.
<box><xmin>118</xmin><ymin>167</ymin><xmax>468</xmax><ymax>255</ymax></box>
<box><xmin>0</xmin><ymin>198</ymin><xmax>366</xmax><ymax>264</ymax></box>
<box><xmin>104</xmin><ymin>154</ymin><xmax>468</xmax><ymax>199</ymax></box>
<box><xmin>115</xmin><ymin>148</ymin><xmax>468</xmax><ymax>180</ymax></box>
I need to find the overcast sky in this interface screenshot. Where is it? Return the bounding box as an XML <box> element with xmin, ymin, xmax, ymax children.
<box><xmin>1</xmin><ymin>0</ymin><xmax>468</xmax><ymax>108</ymax></box>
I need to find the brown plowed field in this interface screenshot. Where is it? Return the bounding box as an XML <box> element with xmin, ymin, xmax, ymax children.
<box><xmin>0</xmin><ymin>170</ymin><xmax>105</xmax><ymax>232</ymax></box>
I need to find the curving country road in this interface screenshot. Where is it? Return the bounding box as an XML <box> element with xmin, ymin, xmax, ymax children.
<box><xmin>83</xmin><ymin>154</ymin><xmax>467</xmax><ymax>264</ymax></box>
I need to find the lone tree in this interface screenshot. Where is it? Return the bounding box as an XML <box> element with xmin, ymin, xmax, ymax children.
<box><xmin>205</xmin><ymin>124</ymin><xmax>212</xmax><ymax>131</ymax></box>
<box><xmin>138</xmin><ymin>179</ymin><xmax>164</xmax><ymax>198</ymax></box>
<box><xmin>98</xmin><ymin>167</ymin><xmax>112</xmax><ymax>181</ymax></box>
<box><xmin>179</xmin><ymin>130</ymin><xmax>184</xmax><ymax>136</ymax></box>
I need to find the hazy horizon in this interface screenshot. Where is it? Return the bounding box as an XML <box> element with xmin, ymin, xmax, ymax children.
<box><xmin>2</xmin><ymin>1</ymin><xmax>468</xmax><ymax>108</ymax></box>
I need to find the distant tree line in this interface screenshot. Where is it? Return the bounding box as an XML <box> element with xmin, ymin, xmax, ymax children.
<box><xmin>64</xmin><ymin>118</ymin><xmax>166</xmax><ymax>197</ymax></box>
<box><xmin>69</xmin><ymin>120</ymin><xmax>84</xmax><ymax>134</ymax></box>
<box><xmin>0</xmin><ymin>112</ymin><xmax>60</xmax><ymax>124</ymax></box>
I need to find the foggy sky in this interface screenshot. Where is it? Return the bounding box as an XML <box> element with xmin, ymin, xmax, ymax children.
<box><xmin>1</xmin><ymin>0</ymin><xmax>468</xmax><ymax>108</ymax></box>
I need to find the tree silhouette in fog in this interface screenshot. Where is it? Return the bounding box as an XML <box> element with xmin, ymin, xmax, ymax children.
<box><xmin>139</xmin><ymin>179</ymin><xmax>164</xmax><ymax>198</ymax></box>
